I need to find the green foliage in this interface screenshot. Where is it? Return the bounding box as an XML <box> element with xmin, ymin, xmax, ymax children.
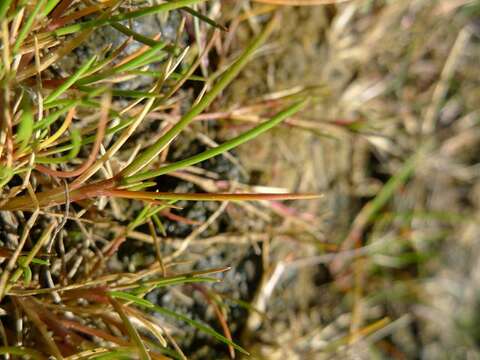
<box><xmin>0</xmin><ymin>0</ymin><xmax>320</xmax><ymax>358</ymax></box>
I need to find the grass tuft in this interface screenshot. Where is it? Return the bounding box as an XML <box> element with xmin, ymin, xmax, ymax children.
<box><xmin>0</xmin><ymin>1</ymin><xmax>319</xmax><ymax>358</ymax></box>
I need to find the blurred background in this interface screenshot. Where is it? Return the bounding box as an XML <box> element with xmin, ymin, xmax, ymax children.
<box><xmin>211</xmin><ymin>1</ymin><xmax>480</xmax><ymax>358</ymax></box>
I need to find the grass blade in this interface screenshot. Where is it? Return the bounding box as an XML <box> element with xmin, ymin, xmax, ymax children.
<box><xmin>13</xmin><ymin>0</ymin><xmax>47</xmax><ymax>53</ymax></box>
<box><xmin>118</xmin><ymin>296</ymin><xmax>249</xmax><ymax>356</ymax></box>
<box><xmin>114</xmin><ymin>267</ymin><xmax>230</xmax><ymax>291</ymax></box>
<box><xmin>0</xmin><ymin>0</ymin><xmax>14</xmax><ymax>20</ymax></box>
<box><xmin>100</xmin><ymin>189</ymin><xmax>322</xmax><ymax>202</ymax></box>
<box><xmin>111</xmin><ymin>22</ymin><xmax>161</xmax><ymax>47</ymax></box>
<box><xmin>90</xmin><ymin>348</ymin><xmax>138</xmax><ymax>360</ymax></box>
<box><xmin>53</xmin><ymin>0</ymin><xmax>207</xmax><ymax>37</ymax></box>
<box><xmin>151</xmin><ymin>303</ymin><xmax>248</xmax><ymax>355</ymax></box>
<box><xmin>124</xmin><ymin>99</ymin><xmax>308</xmax><ymax>183</ymax></box>
<box><xmin>109</xmin><ymin>291</ymin><xmax>154</xmax><ymax>308</ymax></box>
<box><xmin>77</xmin><ymin>41</ymin><xmax>168</xmax><ymax>85</ymax></box>
<box><xmin>180</xmin><ymin>6</ymin><xmax>227</xmax><ymax>31</ymax></box>
<box><xmin>109</xmin><ymin>298</ymin><xmax>151</xmax><ymax>360</ymax></box>
<box><xmin>16</xmin><ymin>97</ymin><xmax>34</xmax><ymax>150</ymax></box>
<box><xmin>129</xmin><ymin>277</ymin><xmax>219</xmax><ymax>294</ymax></box>
<box><xmin>331</xmin><ymin>150</ymin><xmax>422</xmax><ymax>273</ymax></box>
<box><xmin>0</xmin><ymin>346</ymin><xmax>46</xmax><ymax>360</ymax></box>
<box><xmin>44</xmin><ymin>55</ymin><xmax>97</xmax><ymax>104</ymax></box>
<box><xmin>33</xmin><ymin>100</ymin><xmax>78</xmax><ymax>130</ymax></box>
<box><xmin>43</xmin><ymin>0</ymin><xmax>62</xmax><ymax>16</ymax></box>
<box><xmin>35</xmin><ymin>129</ymin><xmax>81</xmax><ymax>164</ymax></box>
<box><xmin>119</xmin><ymin>15</ymin><xmax>278</xmax><ymax>177</ymax></box>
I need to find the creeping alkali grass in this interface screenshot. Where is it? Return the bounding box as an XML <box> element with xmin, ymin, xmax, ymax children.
<box><xmin>0</xmin><ymin>1</ymin><xmax>320</xmax><ymax>358</ymax></box>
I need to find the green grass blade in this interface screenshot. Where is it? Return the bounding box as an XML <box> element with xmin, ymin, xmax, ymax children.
<box><xmin>149</xmin><ymin>303</ymin><xmax>248</xmax><ymax>355</ymax></box>
<box><xmin>16</xmin><ymin>256</ymin><xmax>49</xmax><ymax>268</ymax></box>
<box><xmin>180</xmin><ymin>6</ymin><xmax>227</xmax><ymax>31</ymax></box>
<box><xmin>127</xmin><ymin>200</ymin><xmax>176</xmax><ymax>230</ymax></box>
<box><xmin>36</xmin><ymin>129</ymin><xmax>81</xmax><ymax>164</ymax></box>
<box><xmin>22</xmin><ymin>265</ymin><xmax>32</xmax><ymax>286</ymax></box>
<box><xmin>54</xmin><ymin>0</ymin><xmax>207</xmax><ymax>37</ymax></box>
<box><xmin>0</xmin><ymin>346</ymin><xmax>46</xmax><ymax>360</ymax></box>
<box><xmin>77</xmin><ymin>42</ymin><xmax>168</xmax><ymax>85</ymax></box>
<box><xmin>0</xmin><ymin>166</ymin><xmax>14</xmax><ymax>190</ymax></box>
<box><xmin>119</xmin><ymin>16</ymin><xmax>278</xmax><ymax>177</ymax></box>
<box><xmin>123</xmin><ymin>181</ymin><xmax>157</xmax><ymax>191</ymax></box>
<box><xmin>123</xmin><ymin>53</ymin><xmax>170</xmax><ymax>73</ymax></box>
<box><xmin>78</xmin><ymin>87</ymin><xmax>164</xmax><ymax>99</ymax></box>
<box><xmin>0</xmin><ymin>0</ymin><xmax>14</xmax><ymax>20</ymax></box>
<box><xmin>111</xmin><ymin>22</ymin><xmax>161</xmax><ymax>47</ymax></box>
<box><xmin>42</xmin><ymin>0</ymin><xmax>61</xmax><ymax>16</ymax></box>
<box><xmin>105</xmin><ymin>41</ymin><xmax>167</xmax><ymax>73</ymax></box>
<box><xmin>145</xmin><ymin>200</ymin><xmax>177</xmax><ymax>218</ymax></box>
<box><xmin>124</xmin><ymin>99</ymin><xmax>307</xmax><ymax>183</ymax></box>
<box><xmin>29</xmin><ymin>258</ymin><xmax>50</xmax><ymax>265</ymax></box>
<box><xmin>129</xmin><ymin>204</ymin><xmax>154</xmax><ymax>230</ymax></box>
<box><xmin>90</xmin><ymin>348</ymin><xmax>137</xmax><ymax>360</ymax></box>
<box><xmin>16</xmin><ymin>97</ymin><xmax>34</xmax><ymax>150</ymax></box>
<box><xmin>152</xmin><ymin>214</ymin><xmax>166</xmax><ymax>236</ymax></box>
<box><xmin>44</xmin><ymin>55</ymin><xmax>97</xmax><ymax>104</ymax></box>
<box><xmin>33</xmin><ymin>100</ymin><xmax>79</xmax><ymax>130</ymax></box>
<box><xmin>128</xmin><ymin>70</ymin><xmax>206</xmax><ymax>81</ymax></box>
<box><xmin>116</xmin><ymin>267</ymin><xmax>229</xmax><ymax>291</ymax></box>
<box><xmin>37</xmin><ymin>115</ymin><xmax>134</xmax><ymax>157</ymax></box>
<box><xmin>13</xmin><ymin>0</ymin><xmax>47</xmax><ymax>53</ymax></box>
<box><xmin>109</xmin><ymin>291</ymin><xmax>155</xmax><ymax>308</ymax></box>
<box><xmin>115</xmin><ymin>293</ymin><xmax>248</xmax><ymax>356</ymax></box>
<box><xmin>131</xmin><ymin>277</ymin><xmax>219</xmax><ymax>294</ymax></box>
<box><xmin>110</xmin><ymin>298</ymin><xmax>151</xmax><ymax>360</ymax></box>
<box><xmin>362</xmin><ymin>152</ymin><xmax>419</xmax><ymax>225</ymax></box>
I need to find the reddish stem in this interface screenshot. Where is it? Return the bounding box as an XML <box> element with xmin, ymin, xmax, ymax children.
<box><xmin>35</xmin><ymin>97</ymin><xmax>108</xmax><ymax>178</ymax></box>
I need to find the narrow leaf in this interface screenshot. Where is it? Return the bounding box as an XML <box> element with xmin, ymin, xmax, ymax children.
<box><xmin>0</xmin><ymin>0</ymin><xmax>14</xmax><ymax>19</ymax></box>
<box><xmin>119</xmin><ymin>15</ymin><xmax>278</xmax><ymax>177</ymax></box>
<box><xmin>90</xmin><ymin>348</ymin><xmax>138</xmax><ymax>360</ymax></box>
<box><xmin>100</xmin><ymin>189</ymin><xmax>322</xmax><ymax>202</ymax></box>
<box><xmin>124</xmin><ymin>99</ymin><xmax>307</xmax><ymax>183</ymax></box>
<box><xmin>111</xmin><ymin>22</ymin><xmax>160</xmax><ymax>47</ymax></box>
<box><xmin>109</xmin><ymin>298</ymin><xmax>151</xmax><ymax>360</ymax></box>
<box><xmin>131</xmin><ymin>277</ymin><xmax>219</xmax><ymax>294</ymax></box>
<box><xmin>13</xmin><ymin>0</ymin><xmax>48</xmax><ymax>53</ymax></box>
<box><xmin>43</xmin><ymin>0</ymin><xmax>62</xmax><ymax>16</ymax></box>
<box><xmin>44</xmin><ymin>55</ymin><xmax>97</xmax><ymax>104</ymax></box>
<box><xmin>22</xmin><ymin>266</ymin><xmax>32</xmax><ymax>286</ymax></box>
<box><xmin>16</xmin><ymin>97</ymin><xmax>34</xmax><ymax>150</ymax></box>
<box><xmin>54</xmin><ymin>0</ymin><xmax>207</xmax><ymax>36</ymax></box>
<box><xmin>150</xmin><ymin>303</ymin><xmax>248</xmax><ymax>355</ymax></box>
<box><xmin>109</xmin><ymin>291</ymin><xmax>154</xmax><ymax>308</ymax></box>
<box><xmin>33</xmin><ymin>100</ymin><xmax>78</xmax><ymax>130</ymax></box>
<box><xmin>118</xmin><ymin>296</ymin><xmax>249</xmax><ymax>356</ymax></box>
<box><xmin>180</xmin><ymin>6</ymin><xmax>227</xmax><ymax>31</ymax></box>
<box><xmin>77</xmin><ymin>41</ymin><xmax>168</xmax><ymax>85</ymax></box>
<box><xmin>36</xmin><ymin>129</ymin><xmax>81</xmax><ymax>164</ymax></box>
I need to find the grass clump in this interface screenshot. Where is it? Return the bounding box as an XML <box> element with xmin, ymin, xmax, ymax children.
<box><xmin>0</xmin><ymin>1</ymin><xmax>319</xmax><ymax>358</ymax></box>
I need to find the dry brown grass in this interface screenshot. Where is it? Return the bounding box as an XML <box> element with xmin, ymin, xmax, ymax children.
<box><xmin>222</xmin><ymin>0</ymin><xmax>480</xmax><ymax>358</ymax></box>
